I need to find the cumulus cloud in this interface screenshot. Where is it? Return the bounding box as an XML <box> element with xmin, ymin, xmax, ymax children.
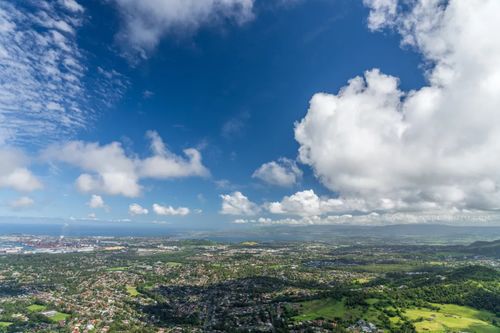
<box><xmin>45</xmin><ymin>140</ymin><xmax>141</xmax><ymax>197</ymax></box>
<box><xmin>152</xmin><ymin>203</ymin><xmax>190</xmax><ymax>216</ymax></box>
<box><xmin>88</xmin><ymin>194</ymin><xmax>105</xmax><ymax>209</ymax></box>
<box><xmin>233</xmin><ymin>210</ymin><xmax>499</xmax><ymax>226</ymax></box>
<box><xmin>0</xmin><ymin>1</ymin><xmax>127</xmax><ymax>145</ymax></box>
<box><xmin>221</xmin><ymin>189</ymin><xmax>366</xmax><ymax>218</ymax></box>
<box><xmin>233</xmin><ymin>217</ymin><xmax>272</xmax><ymax>224</ymax></box>
<box><xmin>220</xmin><ymin>191</ymin><xmax>260</xmax><ymax>215</ymax></box>
<box><xmin>252</xmin><ymin>158</ymin><xmax>302</xmax><ymax>187</ymax></box>
<box><xmin>129</xmin><ymin>203</ymin><xmax>149</xmax><ymax>215</ymax></box>
<box><xmin>229</xmin><ymin>188</ymin><xmax>446</xmax><ymax>224</ymax></box>
<box><xmin>139</xmin><ymin>130</ymin><xmax>210</xmax><ymax>179</ymax></box>
<box><xmin>112</xmin><ymin>0</ymin><xmax>256</xmax><ymax>59</ymax></box>
<box><xmin>267</xmin><ymin>190</ymin><xmax>367</xmax><ymax>216</ymax></box>
<box><xmin>363</xmin><ymin>0</ymin><xmax>397</xmax><ymax>31</ymax></box>
<box><xmin>43</xmin><ymin>131</ymin><xmax>209</xmax><ymax>197</ymax></box>
<box><xmin>9</xmin><ymin>196</ymin><xmax>35</xmax><ymax>209</ymax></box>
<box><xmin>295</xmin><ymin>0</ymin><xmax>500</xmax><ymax>214</ymax></box>
<box><xmin>0</xmin><ymin>149</ymin><xmax>42</xmax><ymax>192</ymax></box>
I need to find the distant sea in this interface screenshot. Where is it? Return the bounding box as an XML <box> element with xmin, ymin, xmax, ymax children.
<box><xmin>1</xmin><ymin>218</ymin><xmax>500</xmax><ymax>244</ymax></box>
<box><xmin>0</xmin><ymin>221</ymin><xmax>181</xmax><ymax>237</ymax></box>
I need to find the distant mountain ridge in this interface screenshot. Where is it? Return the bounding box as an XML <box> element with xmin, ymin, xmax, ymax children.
<box><xmin>464</xmin><ymin>239</ymin><xmax>500</xmax><ymax>258</ymax></box>
<box><xmin>203</xmin><ymin>224</ymin><xmax>500</xmax><ymax>245</ymax></box>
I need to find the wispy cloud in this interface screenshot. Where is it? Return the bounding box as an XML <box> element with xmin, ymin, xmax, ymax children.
<box><xmin>0</xmin><ymin>1</ymin><xmax>127</xmax><ymax>145</ymax></box>
<box><xmin>112</xmin><ymin>0</ymin><xmax>256</xmax><ymax>60</ymax></box>
<box><xmin>9</xmin><ymin>196</ymin><xmax>35</xmax><ymax>209</ymax></box>
<box><xmin>221</xmin><ymin>111</ymin><xmax>250</xmax><ymax>139</ymax></box>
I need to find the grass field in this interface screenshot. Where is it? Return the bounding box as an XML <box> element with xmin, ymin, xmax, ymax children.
<box><xmin>293</xmin><ymin>298</ymin><xmax>387</xmax><ymax>324</ymax></box>
<box><xmin>293</xmin><ymin>297</ymin><xmax>500</xmax><ymax>333</ymax></box>
<box><xmin>126</xmin><ymin>285</ymin><xmax>140</xmax><ymax>297</ymax></box>
<box><xmin>355</xmin><ymin>277</ymin><xmax>373</xmax><ymax>284</ymax></box>
<box><xmin>27</xmin><ymin>305</ymin><xmax>70</xmax><ymax>322</ymax></box>
<box><xmin>27</xmin><ymin>304</ymin><xmax>47</xmax><ymax>312</ymax></box>
<box><xmin>48</xmin><ymin>311</ymin><xmax>70</xmax><ymax>322</ymax></box>
<box><xmin>165</xmin><ymin>262</ymin><xmax>182</xmax><ymax>267</ymax></box>
<box><xmin>404</xmin><ymin>303</ymin><xmax>499</xmax><ymax>333</ymax></box>
<box><xmin>0</xmin><ymin>322</ymin><xmax>12</xmax><ymax>327</ymax></box>
<box><xmin>293</xmin><ymin>298</ymin><xmax>346</xmax><ymax>321</ymax></box>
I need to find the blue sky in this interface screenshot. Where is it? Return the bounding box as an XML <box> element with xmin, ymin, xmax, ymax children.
<box><xmin>1</xmin><ymin>0</ymin><xmax>500</xmax><ymax>227</ymax></box>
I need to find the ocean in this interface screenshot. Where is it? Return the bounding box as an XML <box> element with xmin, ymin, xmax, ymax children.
<box><xmin>0</xmin><ymin>221</ymin><xmax>181</xmax><ymax>237</ymax></box>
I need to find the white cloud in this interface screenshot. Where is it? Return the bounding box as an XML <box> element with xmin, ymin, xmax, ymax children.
<box><xmin>363</xmin><ymin>0</ymin><xmax>397</xmax><ymax>31</ymax></box>
<box><xmin>233</xmin><ymin>217</ymin><xmax>272</xmax><ymax>224</ymax></box>
<box><xmin>59</xmin><ymin>0</ymin><xmax>84</xmax><ymax>13</ymax></box>
<box><xmin>43</xmin><ymin>131</ymin><xmax>209</xmax><ymax>197</ymax></box>
<box><xmin>260</xmin><ymin>189</ymin><xmax>444</xmax><ymax>220</ymax></box>
<box><xmin>0</xmin><ymin>1</ymin><xmax>84</xmax><ymax>143</ymax></box>
<box><xmin>45</xmin><ymin>140</ymin><xmax>141</xmax><ymax>197</ymax></box>
<box><xmin>112</xmin><ymin>0</ymin><xmax>256</xmax><ymax>59</ymax></box>
<box><xmin>252</xmin><ymin>158</ymin><xmax>302</xmax><ymax>187</ymax></box>
<box><xmin>295</xmin><ymin>0</ymin><xmax>500</xmax><ymax>214</ymax></box>
<box><xmin>88</xmin><ymin>194</ymin><xmax>105</xmax><ymax>209</ymax></box>
<box><xmin>129</xmin><ymin>203</ymin><xmax>149</xmax><ymax>215</ymax></box>
<box><xmin>9</xmin><ymin>196</ymin><xmax>35</xmax><ymax>209</ymax></box>
<box><xmin>234</xmin><ymin>210</ymin><xmax>499</xmax><ymax>226</ymax></box>
<box><xmin>220</xmin><ymin>191</ymin><xmax>260</xmax><ymax>216</ymax></box>
<box><xmin>267</xmin><ymin>189</ymin><xmax>367</xmax><ymax>216</ymax></box>
<box><xmin>0</xmin><ymin>149</ymin><xmax>42</xmax><ymax>192</ymax></box>
<box><xmin>139</xmin><ymin>130</ymin><xmax>210</xmax><ymax>179</ymax></box>
<box><xmin>152</xmin><ymin>203</ymin><xmax>190</xmax><ymax>216</ymax></box>
<box><xmin>0</xmin><ymin>1</ymin><xmax>127</xmax><ymax>145</ymax></box>
<box><xmin>214</xmin><ymin>179</ymin><xmax>239</xmax><ymax>190</ymax></box>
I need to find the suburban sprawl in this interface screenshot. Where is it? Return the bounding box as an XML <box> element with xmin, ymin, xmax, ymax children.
<box><xmin>0</xmin><ymin>228</ymin><xmax>499</xmax><ymax>333</ymax></box>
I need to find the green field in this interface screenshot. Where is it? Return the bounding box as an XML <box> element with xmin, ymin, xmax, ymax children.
<box><xmin>165</xmin><ymin>262</ymin><xmax>182</xmax><ymax>267</ymax></box>
<box><xmin>27</xmin><ymin>305</ymin><xmax>70</xmax><ymax>322</ymax></box>
<box><xmin>355</xmin><ymin>277</ymin><xmax>373</xmax><ymax>284</ymax></box>
<box><xmin>27</xmin><ymin>304</ymin><xmax>47</xmax><ymax>312</ymax></box>
<box><xmin>293</xmin><ymin>298</ymin><xmax>500</xmax><ymax>333</ymax></box>
<box><xmin>293</xmin><ymin>298</ymin><xmax>387</xmax><ymax>324</ymax></box>
<box><xmin>126</xmin><ymin>285</ymin><xmax>140</xmax><ymax>296</ymax></box>
<box><xmin>0</xmin><ymin>322</ymin><xmax>12</xmax><ymax>327</ymax></box>
<box><xmin>293</xmin><ymin>298</ymin><xmax>346</xmax><ymax>321</ymax></box>
<box><xmin>404</xmin><ymin>304</ymin><xmax>499</xmax><ymax>333</ymax></box>
<box><xmin>48</xmin><ymin>312</ymin><xmax>70</xmax><ymax>322</ymax></box>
